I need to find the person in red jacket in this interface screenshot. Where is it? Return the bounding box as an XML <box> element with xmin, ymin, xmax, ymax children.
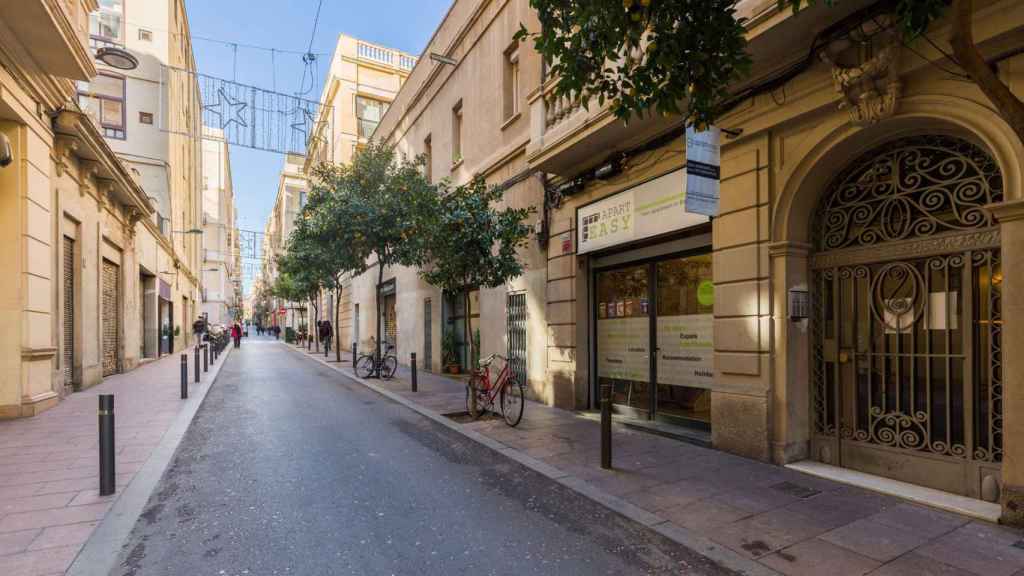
<box><xmin>231</xmin><ymin>323</ymin><xmax>242</xmax><ymax>348</ymax></box>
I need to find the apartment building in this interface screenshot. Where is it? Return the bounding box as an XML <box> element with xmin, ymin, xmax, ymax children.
<box><xmin>340</xmin><ymin>1</ymin><xmax>548</xmax><ymax>400</ymax></box>
<box><xmin>281</xmin><ymin>34</ymin><xmax>414</xmax><ymax>337</ymax></box>
<box><xmin>201</xmin><ymin>128</ymin><xmax>240</xmax><ymax>325</ymax></box>
<box><xmin>259</xmin><ymin>152</ymin><xmax>306</xmax><ymax>329</ymax></box>
<box><xmin>0</xmin><ymin>0</ymin><xmax>204</xmax><ymax>418</ymax></box>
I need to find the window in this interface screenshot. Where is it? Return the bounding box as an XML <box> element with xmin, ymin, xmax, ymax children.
<box><xmin>503</xmin><ymin>45</ymin><xmax>520</xmax><ymax>121</ymax></box>
<box><xmin>423</xmin><ymin>134</ymin><xmax>432</xmax><ymax>182</ymax></box>
<box><xmin>139</xmin><ymin>111</ymin><xmax>153</xmax><ymax>125</ymax></box>
<box><xmin>90</xmin><ymin>0</ymin><xmax>124</xmax><ymax>44</ymax></box>
<box><xmin>138</xmin><ymin>28</ymin><xmax>152</xmax><ymax>42</ymax></box>
<box><xmin>79</xmin><ymin>73</ymin><xmax>126</xmax><ymax>139</ymax></box>
<box><xmin>355</xmin><ymin>96</ymin><xmax>387</xmax><ymax>140</ymax></box>
<box><xmin>452</xmin><ymin>100</ymin><xmax>463</xmax><ymax>165</ymax></box>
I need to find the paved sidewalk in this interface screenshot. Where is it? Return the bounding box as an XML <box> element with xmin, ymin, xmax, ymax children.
<box><xmin>291</xmin><ymin>344</ymin><xmax>1024</xmax><ymax>576</ymax></box>
<box><xmin>0</xmin><ymin>346</ymin><xmax>228</xmax><ymax>576</ymax></box>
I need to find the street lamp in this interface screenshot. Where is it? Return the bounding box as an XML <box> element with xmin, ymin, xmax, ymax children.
<box><xmin>95</xmin><ymin>46</ymin><xmax>139</xmax><ymax>71</ymax></box>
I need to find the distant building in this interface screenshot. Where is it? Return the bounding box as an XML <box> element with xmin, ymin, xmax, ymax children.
<box><xmin>200</xmin><ymin>128</ymin><xmax>239</xmax><ymax>326</ymax></box>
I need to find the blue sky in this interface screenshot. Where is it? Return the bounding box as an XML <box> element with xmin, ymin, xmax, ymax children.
<box><xmin>183</xmin><ymin>0</ymin><xmax>452</xmax><ymax>290</ymax></box>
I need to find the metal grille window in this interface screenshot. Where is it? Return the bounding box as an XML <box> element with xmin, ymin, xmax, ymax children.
<box><xmin>63</xmin><ymin>237</ymin><xmax>75</xmax><ymax>385</ymax></box>
<box><xmin>424</xmin><ymin>299</ymin><xmax>432</xmax><ymax>371</ymax></box>
<box><xmin>506</xmin><ymin>292</ymin><xmax>527</xmax><ymax>386</ymax></box>
<box><xmin>102</xmin><ymin>260</ymin><xmax>120</xmax><ymax>377</ymax></box>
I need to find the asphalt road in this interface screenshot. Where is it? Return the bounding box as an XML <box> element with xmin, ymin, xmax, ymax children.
<box><xmin>111</xmin><ymin>337</ymin><xmax>736</xmax><ymax>576</ymax></box>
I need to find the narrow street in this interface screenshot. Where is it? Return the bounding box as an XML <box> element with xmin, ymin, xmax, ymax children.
<box><xmin>111</xmin><ymin>337</ymin><xmax>736</xmax><ymax>576</ymax></box>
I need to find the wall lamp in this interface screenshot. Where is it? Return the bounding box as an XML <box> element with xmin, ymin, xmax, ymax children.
<box><xmin>429</xmin><ymin>52</ymin><xmax>458</xmax><ymax>66</ymax></box>
<box><xmin>95</xmin><ymin>46</ymin><xmax>139</xmax><ymax>71</ymax></box>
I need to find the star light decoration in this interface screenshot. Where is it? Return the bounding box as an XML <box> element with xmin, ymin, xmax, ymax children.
<box><xmin>289</xmin><ymin>105</ymin><xmax>315</xmax><ymax>139</ymax></box>
<box><xmin>203</xmin><ymin>87</ymin><xmax>249</xmax><ymax>131</ymax></box>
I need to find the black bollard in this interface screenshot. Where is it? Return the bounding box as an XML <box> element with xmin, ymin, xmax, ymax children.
<box><xmin>352</xmin><ymin>342</ymin><xmax>357</xmax><ymax>365</ymax></box>
<box><xmin>600</xmin><ymin>383</ymin><xmax>612</xmax><ymax>470</ymax></box>
<box><xmin>411</xmin><ymin>353</ymin><xmax>417</xmax><ymax>392</ymax></box>
<box><xmin>98</xmin><ymin>394</ymin><xmax>115</xmax><ymax>496</ymax></box>
<box><xmin>203</xmin><ymin>344</ymin><xmax>208</xmax><ymax>372</ymax></box>
<box><xmin>194</xmin><ymin>345</ymin><xmax>200</xmax><ymax>383</ymax></box>
<box><xmin>180</xmin><ymin>354</ymin><xmax>188</xmax><ymax>399</ymax></box>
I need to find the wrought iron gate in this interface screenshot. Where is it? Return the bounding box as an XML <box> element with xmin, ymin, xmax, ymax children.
<box><xmin>63</xmin><ymin>237</ymin><xmax>74</xmax><ymax>386</ymax></box>
<box><xmin>810</xmin><ymin>135</ymin><xmax>1003</xmax><ymax>500</ymax></box>
<box><xmin>507</xmin><ymin>292</ymin><xmax>527</xmax><ymax>387</ymax></box>
<box><xmin>102</xmin><ymin>259</ymin><xmax>120</xmax><ymax>377</ymax></box>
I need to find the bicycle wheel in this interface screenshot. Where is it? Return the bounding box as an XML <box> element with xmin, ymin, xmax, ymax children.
<box><xmin>382</xmin><ymin>355</ymin><xmax>398</xmax><ymax>379</ymax></box>
<box><xmin>500</xmin><ymin>383</ymin><xmax>525</xmax><ymax>427</ymax></box>
<box><xmin>356</xmin><ymin>355</ymin><xmax>375</xmax><ymax>378</ymax></box>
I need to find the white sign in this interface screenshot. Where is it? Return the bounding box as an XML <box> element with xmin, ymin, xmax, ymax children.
<box><xmin>577</xmin><ymin>169</ymin><xmax>708</xmax><ymax>255</ymax></box>
<box><xmin>596</xmin><ymin>317</ymin><xmax>649</xmax><ymax>382</ymax></box>
<box><xmin>656</xmin><ymin>313</ymin><xmax>714</xmax><ymax>389</ymax></box>
<box><xmin>685</xmin><ymin>126</ymin><xmax>721</xmax><ymax>217</ymax></box>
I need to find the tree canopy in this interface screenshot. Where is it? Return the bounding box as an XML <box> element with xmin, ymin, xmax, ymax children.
<box><xmin>517</xmin><ymin>0</ymin><xmax>1024</xmax><ymax>141</ymax></box>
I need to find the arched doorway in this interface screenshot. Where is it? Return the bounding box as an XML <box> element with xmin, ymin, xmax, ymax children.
<box><xmin>809</xmin><ymin>134</ymin><xmax>1004</xmax><ymax>501</ymax></box>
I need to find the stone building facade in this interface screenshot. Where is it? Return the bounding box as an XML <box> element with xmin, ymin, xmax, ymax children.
<box><xmin>0</xmin><ymin>0</ymin><xmax>203</xmax><ymax>418</ymax></box>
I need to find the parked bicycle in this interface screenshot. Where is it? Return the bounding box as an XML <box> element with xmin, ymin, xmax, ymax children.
<box><xmin>356</xmin><ymin>339</ymin><xmax>398</xmax><ymax>379</ymax></box>
<box><xmin>467</xmin><ymin>353</ymin><xmax>525</xmax><ymax>427</ymax></box>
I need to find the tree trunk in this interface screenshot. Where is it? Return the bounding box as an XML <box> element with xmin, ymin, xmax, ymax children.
<box><xmin>950</xmin><ymin>0</ymin><xmax>1024</xmax><ymax>144</ymax></box>
<box><xmin>466</xmin><ymin>287</ymin><xmax>478</xmax><ymax>417</ymax></box>
<box><xmin>375</xmin><ymin>262</ymin><xmax>384</xmax><ymax>378</ymax></box>
<box><xmin>311</xmin><ymin>297</ymin><xmax>319</xmax><ymax>352</ymax></box>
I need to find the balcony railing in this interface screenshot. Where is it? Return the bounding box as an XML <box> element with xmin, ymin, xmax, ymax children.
<box><xmin>544</xmin><ymin>88</ymin><xmax>584</xmax><ymax>130</ymax></box>
<box><xmin>356</xmin><ymin>41</ymin><xmax>417</xmax><ymax>71</ymax></box>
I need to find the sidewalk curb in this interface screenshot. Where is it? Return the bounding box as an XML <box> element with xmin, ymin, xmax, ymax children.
<box><xmin>284</xmin><ymin>344</ymin><xmax>780</xmax><ymax>576</ymax></box>
<box><xmin>67</xmin><ymin>346</ymin><xmax>234</xmax><ymax>576</ymax></box>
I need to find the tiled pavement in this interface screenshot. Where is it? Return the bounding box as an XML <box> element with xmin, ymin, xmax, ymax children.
<box><xmin>294</xmin><ymin>344</ymin><xmax>1024</xmax><ymax>576</ymax></box>
<box><xmin>0</xmin><ymin>347</ymin><xmax>227</xmax><ymax>576</ymax></box>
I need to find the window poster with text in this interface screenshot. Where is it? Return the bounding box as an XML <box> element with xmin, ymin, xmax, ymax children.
<box><xmin>656</xmin><ymin>313</ymin><xmax>713</xmax><ymax>388</ymax></box>
<box><xmin>596</xmin><ymin>317</ymin><xmax>649</xmax><ymax>382</ymax></box>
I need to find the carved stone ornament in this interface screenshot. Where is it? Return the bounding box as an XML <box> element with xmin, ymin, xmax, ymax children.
<box><xmin>80</xmin><ymin>161</ymin><xmax>102</xmax><ymax>198</ymax></box>
<box><xmin>54</xmin><ymin>137</ymin><xmax>79</xmax><ymax>178</ymax></box>
<box><xmin>819</xmin><ymin>28</ymin><xmax>902</xmax><ymax>125</ymax></box>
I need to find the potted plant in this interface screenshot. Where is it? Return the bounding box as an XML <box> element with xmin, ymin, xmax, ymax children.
<box><xmin>442</xmin><ymin>330</ymin><xmax>460</xmax><ymax>374</ymax></box>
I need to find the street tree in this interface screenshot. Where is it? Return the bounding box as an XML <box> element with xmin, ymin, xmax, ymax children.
<box><xmin>275</xmin><ymin>248</ymin><xmax>327</xmax><ymax>351</ymax></box>
<box><xmin>517</xmin><ymin>0</ymin><xmax>1024</xmax><ymax>142</ymax></box>
<box><xmin>419</xmin><ymin>177</ymin><xmax>534</xmax><ymax>415</ymax></box>
<box><xmin>312</xmin><ymin>141</ymin><xmax>436</xmax><ymax>373</ymax></box>
<box><xmin>289</xmin><ymin>180</ymin><xmax>365</xmax><ymax>362</ymax></box>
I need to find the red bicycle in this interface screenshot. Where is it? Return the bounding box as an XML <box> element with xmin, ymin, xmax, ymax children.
<box><xmin>467</xmin><ymin>354</ymin><xmax>525</xmax><ymax>427</ymax></box>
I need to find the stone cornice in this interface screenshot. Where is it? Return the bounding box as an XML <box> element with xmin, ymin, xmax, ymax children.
<box><xmin>987</xmin><ymin>200</ymin><xmax>1024</xmax><ymax>223</ymax></box>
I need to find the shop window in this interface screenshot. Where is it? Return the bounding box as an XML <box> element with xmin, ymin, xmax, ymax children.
<box><xmin>79</xmin><ymin>73</ymin><xmax>126</xmax><ymax>139</ymax></box>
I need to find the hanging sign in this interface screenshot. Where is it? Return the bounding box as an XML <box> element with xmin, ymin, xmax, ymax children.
<box><xmin>577</xmin><ymin>169</ymin><xmax>708</xmax><ymax>255</ymax></box>
<box><xmin>684</xmin><ymin>126</ymin><xmax>721</xmax><ymax>217</ymax></box>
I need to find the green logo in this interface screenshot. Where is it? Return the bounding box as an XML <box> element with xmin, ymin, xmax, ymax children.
<box><xmin>697</xmin><ymin>280</ymin><xmax>715</xmax><ymax>307</ymax></box>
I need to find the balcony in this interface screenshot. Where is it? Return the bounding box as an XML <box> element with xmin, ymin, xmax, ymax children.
<box><xmin>525</xmin><ymin>0</ymin><xmax>874</xmax><ymax>178</ymax></box>
<box><xmin>0</xmin><ymin>0</ymin><xmax>97</xmax><ymax>81</ymax></box>
<box><xmin>356</xmin><ymin>40</ymin><xmax>417</xmax><ymax>71</ymax></box>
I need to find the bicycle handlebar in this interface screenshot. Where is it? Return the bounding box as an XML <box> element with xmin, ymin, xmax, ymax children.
<box><xmin>478</xmin><ymin>353</ymin><xmax>507</xmax><ymax>367</ymax></box>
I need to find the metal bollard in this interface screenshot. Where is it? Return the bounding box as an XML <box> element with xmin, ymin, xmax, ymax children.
<box><xmin>352</xmin><ymin>342</ymin><xmax>357</xmax><ymax>365</ymax></box>
<box><xmin>194</xmin><ymin>346</ymin><xmax>200</xmax><ymax>383</ymax></box>
<box><xmin>180</xmin><ymin>354</ymin><xmax>188</xmax><ymax>399</ymax></box>
<box><xmin>98</xmin><ymin>394</ymin><xmax>115</xmax><ymax>496</ymax></box>
<box><xmin>411</xmin><ymin>353</ymin><xmax>417</xmax><ymax>392</ymax></box>
<box><xmin>203</xmin><ymin>344</ymin><xmax>209</xmax><ymax>372</ymax></box>
<box><xmin>600</xmin><ymin>383</ymin><xmax>612</xmax><ymax>470</ymax></box>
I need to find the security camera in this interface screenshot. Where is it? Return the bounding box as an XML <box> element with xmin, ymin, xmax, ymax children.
<box><xmin>0</xmin><ymin>132</ymin><xmax>11</xmax><ymax>168</ymax></box>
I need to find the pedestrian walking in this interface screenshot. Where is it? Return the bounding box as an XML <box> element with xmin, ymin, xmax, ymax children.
<box><xmin>320</xmin><ymin>319</ymin><xmax>333</xmax><ymax>355</ymax></box>
<box><xmin>231</xmin><ymin>323</ymin><xmax>242</xmax><ymax>348</ymax></box>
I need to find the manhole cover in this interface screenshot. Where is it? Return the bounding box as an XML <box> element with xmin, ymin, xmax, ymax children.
<box><xmin>771</xmin><ymin>481</ymin><xmax>821</xmax><ymax>499</ymax></box>
<box><xmin>442</xmin><ymin>410</ymin><xmax>501</xmax><ymax>423</ymax></box>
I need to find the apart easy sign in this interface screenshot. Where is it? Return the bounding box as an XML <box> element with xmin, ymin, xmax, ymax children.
<box><xmin>577</xmin><ymin>169</ymin><xmax>708</xmax><ymax>255</ymax></box>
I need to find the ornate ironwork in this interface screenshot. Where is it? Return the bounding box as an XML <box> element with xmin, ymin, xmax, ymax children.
<box><xmin>815</xmin><ymin>135</ymin><xmax>1003</xmax><ymax>251</ymax></box>
<box><xmin>811</xmin><ymin>135</ymin><xmax>1004</xmax><ymax>490</ymax></box>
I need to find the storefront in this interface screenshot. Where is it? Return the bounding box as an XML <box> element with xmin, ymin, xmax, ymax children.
<box><xmin>579</xmin><ymin>168</ymin><xmax>714</xmax><ymax>430</ymax></box>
